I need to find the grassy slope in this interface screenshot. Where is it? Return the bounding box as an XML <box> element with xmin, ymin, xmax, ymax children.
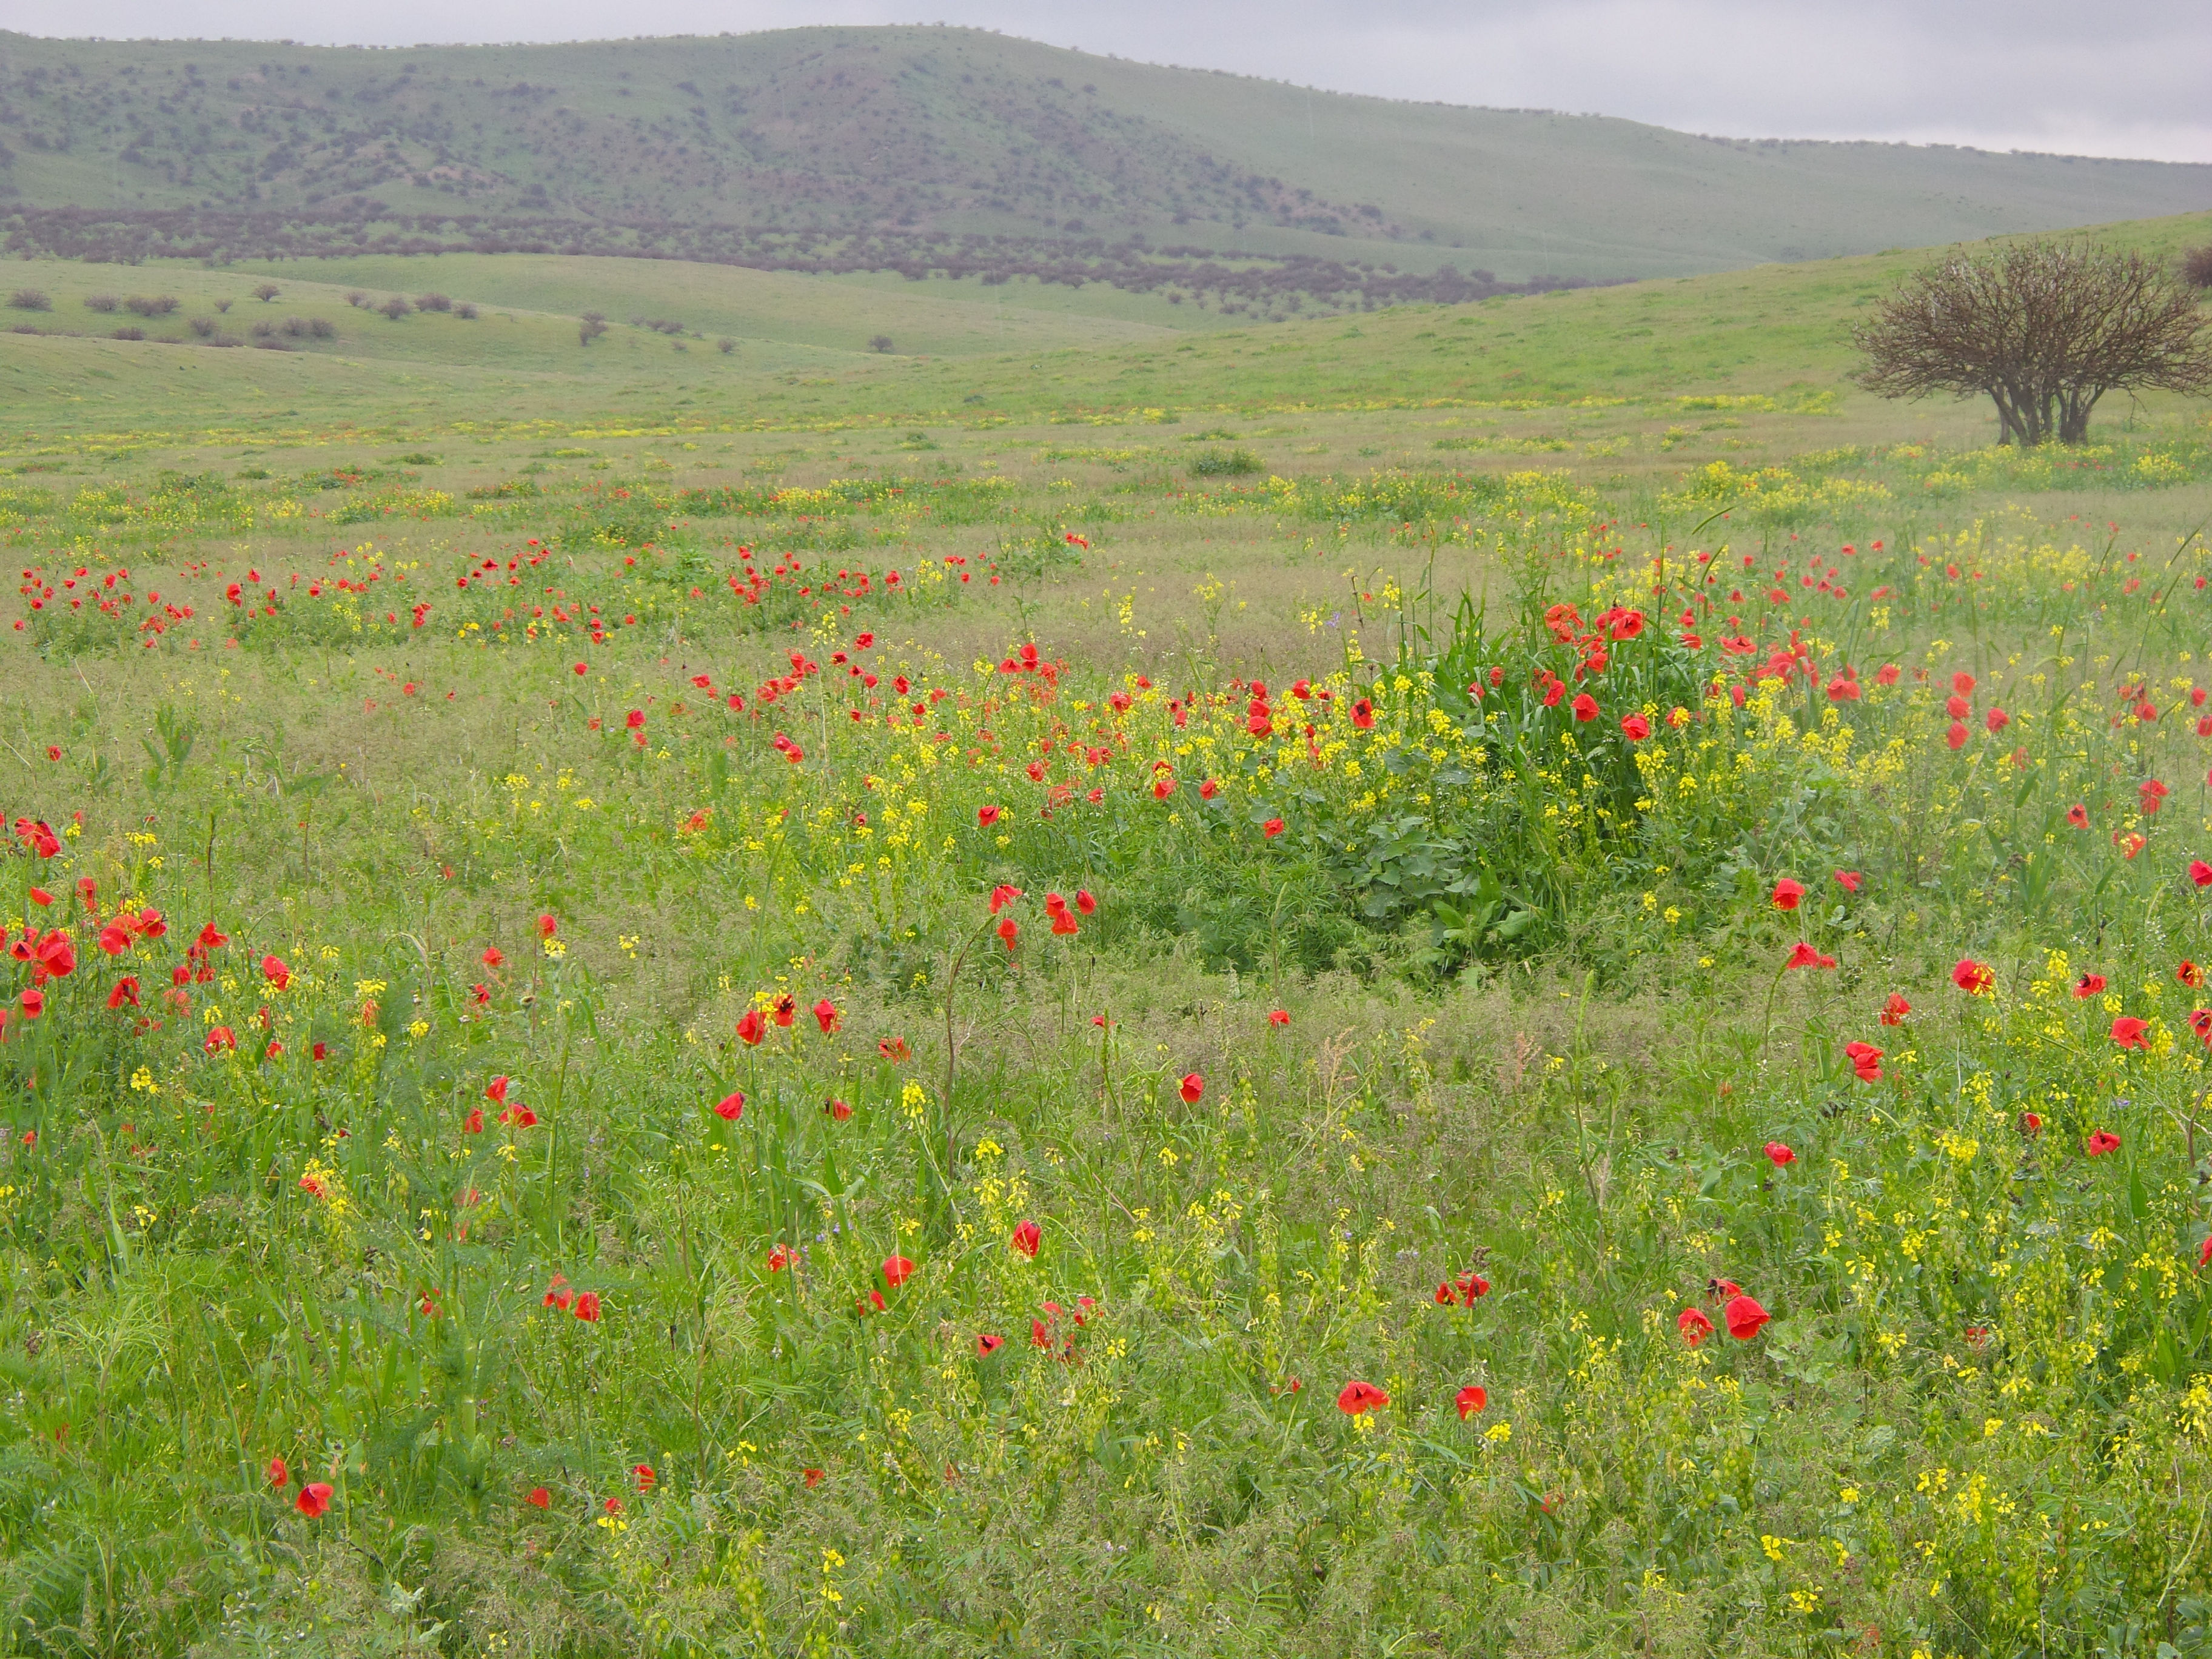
<box><xmin>2</xmin><ymin>26</ymin><xmax>2209</xmax><ymax>281</ymax></box>
<box><xmin>4</xmin><ymin>207</ymin><xmax>2207</xmax><ymax>446</ymax></box>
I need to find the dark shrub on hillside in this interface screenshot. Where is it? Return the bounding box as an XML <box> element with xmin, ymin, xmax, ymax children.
<box><xmin>417</xmin><ymin>292</ymin><xmax>452</xmax><ymax>312</ymax></box>
<box><xmin>125</xmin><ymin>295</ymin><xmax>179</xmax><ymax>318</ymax></box>
<box><xmin>2184</xmin><ymin>246</ymin><xmax>2212</xmax><ymax>290</ymax></box>
<box><xmin>378</xmin><ymin>297</ymin><xmax>411</xmax><ymax>320</ymax></box>
<box><xmin>8</xmin><ymin>288</ymin><xmax>51</xmax><ymax>312</ymax></box>
<box><xmin>83</xmin><ymin>293</ymin><xmax>119</xmax><ymax>313</ymax></box>
<box><xmin>110</xmin><ymin>326</ymin><xmax>146</xmax><ymax>340</ymax></box>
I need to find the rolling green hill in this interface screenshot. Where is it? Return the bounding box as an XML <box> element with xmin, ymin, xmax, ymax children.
<box><xmin>4</xmin><ymin>208</ymin><xmax>2207</xmax><ymax>447</ymax></box>
<box><xmin>1</xmin><ymin>24</ymin><xmax>2208</xmax><ymax>307</ymax></box>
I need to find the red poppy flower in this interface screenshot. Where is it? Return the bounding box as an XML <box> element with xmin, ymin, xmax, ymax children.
<box><xmin>1259</xmin><ymin>817</ymin><xmax>1286</xmax><ymax>840</ymax></box>
<box><xmin>1179</xmin><ymin>1072</ymin><xmax>1203</xmax><ymax>1104</ymax></box>
<box><xmin>2066</xmin><ymin>804</ymin><xmax>2090</xmax><ymax>828</ymax></box>
<box><xmin>312</xmin><ymin>1041</ymin><xmax>328</xmax><ymax>1062</ymax></box>
<box><xmin>996</xmin><ymin>917</ymin><xmax>1019</xmax><ymax>950</ymax></box>
<box><xmin>2074</xmin><ymin>973</ymin><xmax>2107</xmax><ymax>999</ymax></box>
<box><xmin>714</xmin><ymin>1090</ymin><xmax>745</xmax><ymax>1122</ymax></box>
<box><xmin>882</xmin><ymin>1255</ymin><xmax>914</xmax><ymax>1289</ymax></box>
<box><xmin>1843</xmin><ymin>1040</ymin><xmax>1883</xmax><ymax>1082</ymax></box>
<box><xmin>502</xmin><ymin>1103</ymin><xmax>540</xmax><ymax>1128</ymax></box>
<box><xmin>1010</xmin><ymin>1219</ymin><xmax>1041</xmax><ymax>1259</ymax></box>
<box><xmin>1952</xmin><ymin>959</ymin><xmax>1994</xmax><ymax>995</ymax></box>
<box><xmin>573</xmin><ymin>1292</ymin><xmax>602</xmax><ymax>1321</ymax></box>
<box><xmin>631</xmin><ymin>1464</ymin><xmax>656</xmax><ymax>1492</ymax></box>
<box><xmin>18</xmin><ymin>988</ymin><xmax>43</xmax><ymax>1019</ymax></box>
<box><xmin>1678</xmin><ymin>1307</ymin><xmax>1714</xmax><ymax>1346</ymax></box>
<box><xmin>261</xmin><ymin>954</ymin><xmax>290</xmax><ymax>990</ymax></box>
<box><xmin>2190</xmin><ymin>859</ymin><xmax>2212</xmax><ymax>886</ymax></box>
<box><xmin>1784</xmin><ymin>942</ymin><xmax>1836</xmax><ymax>971</ymax></box>
<box><xmin>1832</xmin><ymin>870</ymin><xmax>1863</xmax><ymax>894</ymax></box>
<box><xmin>267</xmin><ymin>1455</ymin><xmax>289</xmax><ymax>1488</ymax></box>
<box><xmin>1336</xmin><ymin>1381</ymin><xmax>1388</xmax><ymax>1415</ymax></box>
<box><xmin>1455</xmin><ymin>1385</ymin><xmax>1487</xmax><ymax>1419</ymax></box>
<box><xmin>1619</xmin><ymin>712</ymin><xmax>1651</xmax><ymax>741</ymax></box>
<box><xmin>2180</xmin><ymin>962</ymin><xmax>2204</xmax><ymax>990</ymax></box>
<box><xmin>1946</xmin><ymin>721</ymin><xmax>1968</xmax><ymax>750</ymax></box>
<box><xmin>485</xmin><ymin>1076</ymin><xmax>510</xmax><ymax>1105</ymax></box>
<box><xmin>526</xmin><ymin>1486</ymin><xmax>551</xmax><ymax>1509</ymax></box>
<box><xmin>1349</xmin><ymin>699</ymin><xmax>1375</xmax><ymax>730</ymax></box>
<box><xmin>1723</xmin><ymin>1294</ymin><xmax>1771</xmax><ymax>1341</ymax></box>
<box><xmin>1985</xmin><ymin>706</ymin><xmax>2009</xmax><ymax>732</ymax></box>
<box><xmin>1570</xmin><ymin>692</ymin><xmax>1598</xmax><ymax>722</ymax></box>
<box><xmin>27</xmin><ymin>888</ymin><xmax>51</xmax><ymax>908</ymax></box>
<box><xmin>1771</xmin><ymin>877</ymin><xmax>1804</xmax><ymax>911</ymax></box>
<box><xmin>1454</xmin><ymin>1271</ymin><xmax>1489</xmax><ymax>1304</ymax></box>
<box><xmin>976</xmin><ymin>1333</ymin><xmax>1004</xmax><ymax>1356</ymax></box>
<box><xmin>1075</xmin><ymin>890</ymin><xmax>1097</xmax><ymax>915</ymax></box>
<box><xmin>106</xmin><ymin>977</ymin><xmax>139</xmax><ymax>1010</ymax></box>
<box><xmin>987</xmin><ymin>884</ymin><xmax>1023</xmax><ymax>915</ymax></box>
<box><xmin>813</xmin><ymin>998</ymin><xmax>840</xmax><ymax>1033</ymax></box>
<box><xmin>737</xmin><ymin>1008</ymin><xmax>766</xmax><ymax>1045</ymax></box>
<box><xmin>204</xmin><ymin>1025</ymin><xmax>236</xmax><ymax>1054</ymax></box>
<box><xmin>1433</xmin><ymin>1282</ymin><xmax>1456</xmax><ymax>1305</ymax></box>
<box><xmin>1764</xmin><ymin>1142</ymin><xmax>1795</xmax><ymax>1167</ymax></box>
<box><xmin>295</xmin><ymin>1483</ymin><xmax>334</xmax><ymax>1518</ymax></box>
<box><xmin>826</xmin><ymin>1096</ymin><xmax>853</xmax><ymax>1121</ymax></box>
<box><xmin>2141</xmin><ymin>778</ymin><xmax>2170</xmax><ymax>815</ymax></box>
<box><xmin>1880</xmin><ymin>993</ymin><xmax>1911</xmax><ymax>1025</ymax></box>
<box><xmin>2190</xmin><ymin>1010</ymin><xmax>2212</xmax><ymax>1046</ymax></box>
<box><xmin>2020</xmin><ymin>1111</ymin><xmax>2042</xmax><ymax>1136</ymax></box>
<box><xmin>1268</xmin><ymin>1008</ymin><xmax>1290</xmax><ymax>1027</ymax></box>
<box><xmin>977</xmin><ymin>805</ymin><xmax>1001</xmax><ymax>828</ymax></box>
<box><xmin>880</xmin><ymin>1037</ymin><xmax>910</xmax><ymax>1062</ymax></box>
<box><xmin>2110</xmin><ymin>1016</ymin><xmax>2149</xmax><ymax>1051</ymax></box>
<box><xmin>96</xmin><ymin>923</ymin><xmax>130</xmax><ymax>956</ymax></box>
<box><xmin>463</xmin><ymin>1107</ymin><xmax>484</xmax><ymax>1134</ymax></box>
<box><xmin>2086</xmin><ymin>1130</ymin><xmax>2121</xmax><ymax>1156</ymax></box>
<box><xmin>537</xmin><ymin>914</ymin><xmax>558</xmax><ymax>939</ymax></box>
<box><xmin>803</xmin><ymin>1467</ymin><xmax>825</xmax><ymax>1488</ymax></box>
<box><xmin>35</xmin><ymin>934</ymin><xmax>74</xmax><ymax>978</ymax></box>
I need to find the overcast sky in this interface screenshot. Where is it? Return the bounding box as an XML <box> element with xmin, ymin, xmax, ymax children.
<box><xmin>12</xmin><ymin>0</ymin><xmax>2211</xmax><ymax>165</ymax></box>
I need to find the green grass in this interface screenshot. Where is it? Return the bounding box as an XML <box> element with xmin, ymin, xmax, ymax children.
<box><xmin>5</xmin><ymin>206</ymin><xmax>2207</xmax><ymax>446</ymax></box>
<box><xmin>1</xmin><ymin>212</ymin><xmax>2211</xmax><ymax>1656</ymax></box>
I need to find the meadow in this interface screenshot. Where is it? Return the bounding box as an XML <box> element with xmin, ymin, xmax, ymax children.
<box><xmin>2</xmin><ymin>218</ymin><xmax>2212</xmax><ymax>1657</ymax></box>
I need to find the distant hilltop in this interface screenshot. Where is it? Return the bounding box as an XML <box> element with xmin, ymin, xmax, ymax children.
<box><xmin>2</xmin><ymin>24</ymin><xmax>2208</xmax><ymax>313</ymax></box>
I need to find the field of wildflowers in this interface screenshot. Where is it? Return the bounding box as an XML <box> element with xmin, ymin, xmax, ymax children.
<box><xmin>3</xmin><ymin>393</ymin><xmax>2212</xmax><ymax>1659</ymax></box>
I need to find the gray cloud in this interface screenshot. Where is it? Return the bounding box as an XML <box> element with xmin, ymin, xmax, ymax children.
<box><xmin>12</xmin><ymin>0</ymin><xmax>2211</xmax><ymax>163</ymax></box>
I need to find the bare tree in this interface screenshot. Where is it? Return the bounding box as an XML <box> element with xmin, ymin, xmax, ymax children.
<box><xmin>1855</xmin><ymin>240</ymin><xmax>2212</xmax><ymax>446</ymax></box>
<box><xmin>579</xmin><ymin>311</ymin><xmax>608</xmax><ymax>346</ymax></box>
<box><xmin>253</xmin><ymin>282</ymin><xmax>281</xmax><ymax>303</ymax></box>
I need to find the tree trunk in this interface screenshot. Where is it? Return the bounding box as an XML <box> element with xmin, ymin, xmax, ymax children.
<box><xmin>2057</xmin><ymin>387</ymin><xmax>2101</xmax><ymax>445</ymax></box>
